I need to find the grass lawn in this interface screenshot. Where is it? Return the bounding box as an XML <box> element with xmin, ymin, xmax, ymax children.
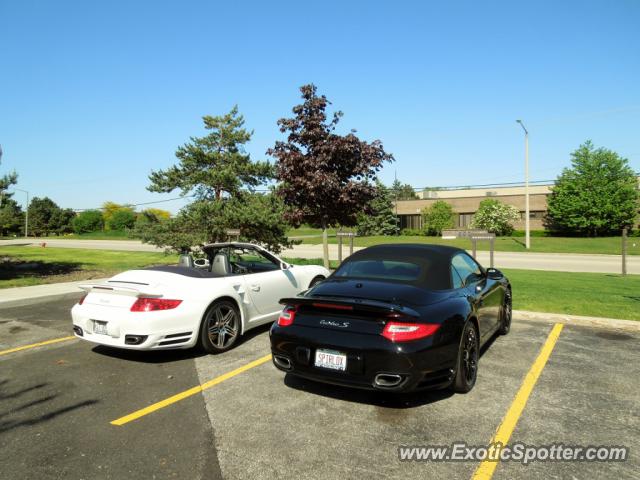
<box><xmin>48</xmin><ymin>230</ymin><xmax>132</xmax><ymax>240</ymax></box>
<box><xmin>0</xmin><ymin>245</ymin><xmax>172</xmax><ymax>288</ymax></box>
<box><xmin>503</xmin><ymin>269</ymin><xmax>640</xmax><ymax>321</ymax></box>
<box><xmin>298</xmin><ymin>234</ymin><xmax>640</xmax><ymax>256</ymax></box>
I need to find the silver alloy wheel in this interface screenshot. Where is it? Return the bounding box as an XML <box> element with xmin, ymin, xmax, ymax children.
<box><xmin>207</xmin><ymin>304</ymin><xmax>239</xmax><ymax>349</ymax></box>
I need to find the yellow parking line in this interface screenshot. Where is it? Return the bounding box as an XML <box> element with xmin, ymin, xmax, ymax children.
<box><xmin>472</xmin><ymin>323</ymin><xmax>564</xmax><ymax>480</ymax></box>
<box><xmin>0</xmin><ymin>336</ymin><xmax>76</xmax><ymax>356</ymax></box>
<box><xmin>111</xmin><ymin>353</ymin><xmax>273</xmax><ymax>426</ymax></box>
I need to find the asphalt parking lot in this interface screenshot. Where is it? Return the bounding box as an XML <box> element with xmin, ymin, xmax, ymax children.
<box><xmin>1</xmin><ymin>295</ymin><xmax>638</xmax><ymax>479</ymax></box>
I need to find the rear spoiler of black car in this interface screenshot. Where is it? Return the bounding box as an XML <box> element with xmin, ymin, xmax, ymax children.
<box><xmin>279</xmin><ymin>296</ymin><xmax>420</xmax><ymax>319</ymax></box>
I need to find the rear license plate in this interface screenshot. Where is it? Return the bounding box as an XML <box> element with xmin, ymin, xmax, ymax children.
<box><xmin>93</xmin><ymin>320</ymin><xmax>108</xmax><ymax>335</ymax></box>
<box><xmin>314</xmin><ymin>349</ymin><xmax>347</xmax><ymax>371</ymax></box>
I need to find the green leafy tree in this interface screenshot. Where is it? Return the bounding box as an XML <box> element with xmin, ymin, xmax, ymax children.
<box><xmin>50</xmin><ymin>208</ymin><xmax>76</xmax><ymax>235</ymax></box>
<box><xmin>73</xmin><ymin>210</ymin><xmax>104</xmax><ymax>234</ymax></box>
<box><xmin>143</xmin><ymin>208</ymin><xmax>171</xmax><ymax>220</ymax></box>
<box><xmin>144</xmin><ymin>107</ymin><xmax>290</xmax><ymax>252</ymax></box>
<box><xmin>390</xmin><ymin>180</ymin><xmax>418</xmax><ymax>200</ymax></box>
<box><xmin>133</xmin><ymin>209</ymin><xmax>168</xmax><ymax>241</ymax></box>
<box><xmin>545</xmin><ymin>141</ymin><xmax>639</xmax><ymax>236</ymax></box>
<box><xmin>0</xmin><ymin>198</ymin><xmax>24</xmax><ymax>236</ymax></box>
<box><xmin>421</xmin><ymin>200</ymin><xmax>455</xmax><ymax>235</ymax></box>
<box><xmin>226</xmin><ymin>192</ymin><xmax>292</xmax><ymax>253</ymax></box>
<box><xmin>107</xmin><ymin>208</ymin><xmax>136</xmax><ymax>231</ymax></box>
<box><xmin>136</xmin><ymin>193</ymin><xmax>291</xmax><ymax>254</ymax></box>
<box><xmin>149</xmin><ymin>106</ymin><xmax>273</xmax><ymax>201</ymax></box>
<box><xmin>357</xmin><ymin>181</ymin><xmax>399</xmax><ymax>236</ymax></box>
<box><xmin>102</xmin><ymin>201</ymin><xmax>125</xmax><ymax>226</ymax></box>
<box><xmin>268</xmin><ymin>84</ymin><xmax>394</xmax><ymax>267</ymax></box>
<box><xmin>471</xmin><ymin>198</ymin><xmax>519</xmax><ymax>236</ymax></box>
<box><xmin>28</xmin><ymin>197</ymin><xmax>61</xmax><ymax>236</ymax></box>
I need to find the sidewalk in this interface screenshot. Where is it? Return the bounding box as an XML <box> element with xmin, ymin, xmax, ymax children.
<box><xmin>0</xmin><ymin>279</ymin><xmax>106</xmax><ymax>308</ymax></box>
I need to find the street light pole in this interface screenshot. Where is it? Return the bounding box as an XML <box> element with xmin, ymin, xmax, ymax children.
<box><xmin>516</xmin><ymin>120</ymin><xmax>530</xmax><ymax>249</ymax></box>
<box><xmin>13</xmin><ymin>188</ymin><xmax>29</xmax><ymax>238</ymax></box>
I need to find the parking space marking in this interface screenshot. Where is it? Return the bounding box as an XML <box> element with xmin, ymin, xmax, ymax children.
<box><xmin>472</xmin><ymin>323</ymin><xmax>564</xmax><ymax>480</ymax></box>
<box><xmin>111</xmin><ymin>353</ymin><xmax>272</xmax><ymax>426</ymax></box>
<box><xmin>0</xmin><ymin>335</ymin><xmax>76</xmax><ymax>356</ymax></box>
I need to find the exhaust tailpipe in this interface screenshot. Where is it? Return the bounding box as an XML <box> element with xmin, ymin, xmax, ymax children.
<box><xmin>273</xmin><ymin>355</ymin><xmax>292</xmax><ymax>370</ymax></box>
<box><xmin>374</xmin><ymin>373</ymin><xmax>404</xmax><ymax>388</ymax></box>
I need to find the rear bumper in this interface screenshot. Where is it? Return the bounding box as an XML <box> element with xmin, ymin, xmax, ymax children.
<box><xmin>269</xmin><ymin>323</ymin><xmax>459</xmax><ymax>392</ymax></box>
<box><xmin>71</xmin><ymin>303</ymin><xmax>202</xmax><ymax>351</ymax></box>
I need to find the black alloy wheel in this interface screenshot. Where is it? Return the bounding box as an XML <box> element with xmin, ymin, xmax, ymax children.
<box><xmin>499</xmin><ymin>288</ymin><xmax>512</xmax><ymax>335</ymax></box>
<box><xmin>451</xmin><ymin>322</ymin><xmax>479</xmax><ymax>393</ymax></box>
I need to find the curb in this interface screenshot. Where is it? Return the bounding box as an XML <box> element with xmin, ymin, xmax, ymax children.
<box><xmin>0</xmin><ymin>292</ymin><xmax>84</xmax><ymax>309</ymax></box>
<box><xmin>513</xmin><ymin>309</ymin><xmax>640</xmax><ymax>331</ymax></box>
<box><xmin>0</xmin><ymin>279</ymin><xmax>107</xmax><ymax>309</ymax></box>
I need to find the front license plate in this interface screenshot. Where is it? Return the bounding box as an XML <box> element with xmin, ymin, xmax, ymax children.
<box><xmin>93</xmin><ymin>320</ymin><xmax>108</xmax><ymax>335</ymax></box>
<box><xmin>314</xmin><ymin>349</ymin><xmax>347</xmax><ymax>371</ymax></box>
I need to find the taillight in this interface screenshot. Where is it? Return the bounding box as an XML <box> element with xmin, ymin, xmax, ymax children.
<box><xmin>277</xmin><ymin>306</ymin><xmax>297</xmax><ymax>327</ymax></box>
<box><xmin>78</xmin><ymin>293</ymin><xmax>88</xmax><ymax>305</ymax></box>
<box><xmin>130</xmin><ymin>298</ymin><xmax>182</xmax><ymax>312</ymax></box>
<box><xmin>382</xmin><ymin>321</ymin><xmax>440</xmax><ymax>342</ymax></box>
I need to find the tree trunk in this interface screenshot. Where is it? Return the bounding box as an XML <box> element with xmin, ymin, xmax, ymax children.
<box><xmin>322</xmin><ymin>224</ymin><xmax>329</xmax><ymax>270</ymax></box>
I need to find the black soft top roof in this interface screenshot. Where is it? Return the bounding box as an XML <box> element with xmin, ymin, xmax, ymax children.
<box><xmin>339</xmin><ymin>243</ymin><xmax>468</xmax><ymax>290</ymax></box>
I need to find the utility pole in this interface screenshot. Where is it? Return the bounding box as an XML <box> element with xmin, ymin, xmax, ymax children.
<box><xmin>13</xmin><ymin>188</ymin><xmax>29</xmax><ymax>238</ymax></box>
<box><xmin>516</xmin><ymin>120</ymin><xmax>530</xmax><ymax>249</ymax></box>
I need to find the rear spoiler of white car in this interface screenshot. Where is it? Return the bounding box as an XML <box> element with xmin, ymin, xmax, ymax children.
<box><xmin>78</xmin><ymin>283</ymin><xmax>164</xmax><ymax>298</ymax></box>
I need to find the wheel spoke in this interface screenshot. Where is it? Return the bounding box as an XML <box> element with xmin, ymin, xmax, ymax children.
<box><xmin>216</xmin><ymin>330</ymin><xmax>226</xmax><ymax>347</ymax></box>
<box><xmin>222</xmin><ymin>310</ymin><xmax>235</xmax><ymax>325</ymax></box>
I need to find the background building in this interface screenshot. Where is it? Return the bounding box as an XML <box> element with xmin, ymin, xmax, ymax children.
<box><xmin>395</xmin><ymin>177</ymin><xmax>640</xmax><ymax>231</ymax></box>
<box><xmin>395</xmin><ymin>181</ymin><xmax>552</xmax><ymax>231</ymax></box>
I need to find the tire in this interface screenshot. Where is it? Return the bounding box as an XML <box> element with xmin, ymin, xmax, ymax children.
<box><xmin>450</xmin><ymin>321</ymin><xmax>479</xmax><ymax>393</ymax></box>
<box><xmin>498</xmin><ymin>287</ymin><xmax>512</xmax><ymax>335</ymax></box>
<box><xmin>309</xmin><ymin>276</ymin><xmax>325</xmax><ymax>288</ymax></box>
<box><xmin>199</xmin><ymin>300</ymin><xmax>241</xmax><ymax>354</ymax></box>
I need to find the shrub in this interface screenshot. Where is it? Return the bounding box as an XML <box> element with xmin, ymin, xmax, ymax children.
<box><xmin>421</xmin><ymin>201</ymin><xmax>454</xmax><ymax>236</ymax></box>
<box><xmin>107</xmin><ymin>209</ymin><xmax>136</xmax><ymax>231</ymax></box>
<box><xmin>73</xmin><ymin>210</ymin><xmax>104</xmax><ymax>234</ymax></box>
<box><xmin>401</xmin><ymin>228</ymin><xmax>424</xmax><ymax>236</ymax></box>
<box><xmin>471</xmin><ymin>199</ymin><xmax>520</xmax><ymax>236</ymax></box>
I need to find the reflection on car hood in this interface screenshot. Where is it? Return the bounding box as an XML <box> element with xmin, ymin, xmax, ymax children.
<box><xmin>308</xmin><ymin>278</ymin><xmax>453</xmax><ymax>307</ymax></box>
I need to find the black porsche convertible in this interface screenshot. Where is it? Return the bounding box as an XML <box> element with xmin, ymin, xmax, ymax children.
<box><xmin>269</xmin><ymin>244</ymin><xmax>511</xmax><ymax>393</ymax></box>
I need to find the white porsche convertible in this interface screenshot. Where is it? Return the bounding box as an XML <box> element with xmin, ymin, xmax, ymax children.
<box><xmin>71</xmin><ymin>242</ymin><xmax>329</xmax><ymax>353</ymax></box>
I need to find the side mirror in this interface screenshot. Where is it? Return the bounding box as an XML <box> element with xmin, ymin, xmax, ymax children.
<box><xmin>280</xmin><ymin>262</ymin><xmax>290</xmax><ymax>270</ymax></box>
<box><xmin>486</xmin><ymin>267</ymin><xmax>504</xmax><ymax>280</ymax></box>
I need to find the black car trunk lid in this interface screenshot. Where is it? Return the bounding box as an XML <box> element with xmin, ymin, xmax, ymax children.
<box><xmin>279</xmin><ymin>295</ymin><xmax>420</xmax><ymax>335</ymax></box>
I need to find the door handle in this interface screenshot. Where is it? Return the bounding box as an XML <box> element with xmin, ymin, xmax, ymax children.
<box><xmin>250</xmin><ymin>284</ymin><xmax>261</xmax><ymax>292</ymax></box>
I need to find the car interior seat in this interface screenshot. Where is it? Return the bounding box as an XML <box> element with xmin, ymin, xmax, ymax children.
<box><xmin>211</xmin><ymin>252</ymin><xmax>231</xmax><ymax>275</ymax></box>
<box><xmin>178</xmin><ymin>254</ymin><xmax>195</xmax><ymax>268</ymax></box>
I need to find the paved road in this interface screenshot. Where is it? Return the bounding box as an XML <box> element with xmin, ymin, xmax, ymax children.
<box><xmin>2</xmin><ymin>238</ymin><xmax>638</xmax><ymax>274</ymax></box>
<box><xmin>0</xmin><ymin>295</ymin><xmax>221</xmax><ymax>480</ymax></box>
<box><xmin>1</xmin><ymin>296</ymin><xmax>637</xmax><ymax>479</ymax></box>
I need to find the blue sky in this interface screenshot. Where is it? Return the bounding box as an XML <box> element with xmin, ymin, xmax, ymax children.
<box><xmin>1</xmin><ymin>0</ymin><xmax>639</xmax><ymax>213</ymax></box>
